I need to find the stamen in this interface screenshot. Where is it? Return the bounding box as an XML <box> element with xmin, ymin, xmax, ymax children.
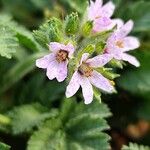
<box><xmin>95</xmin><ymin>16</ymin><xmax>101</xmax><ymax>19</ymax></box>
<box><xmin>56</xmin><ymin>50</ymin><xmax>68</xmax><ymax>63</ymax></box>
<box><xmin>116</xmin><ymin>40</ymin><xmax>124</xmax><ymax>48</ymax></box>
<box><xmin>78</xmin><ymin>62</ymin><xmax>93</xmax><ymax>77</ymax></box>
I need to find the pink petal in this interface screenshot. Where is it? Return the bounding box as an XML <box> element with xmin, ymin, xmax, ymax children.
<box><xmin>93</xmin><ymin>17</ymin><xmax>112</xmax><ymax>32</ymax></box>
<box><xmin>49</xmin><ymin>42</ymin><xmax>62</xmax><ymax>53</ymax></box>
<box><xmin>86</xmin><ymin>54</ymin><xmax>112</xmax><ymax>68</ymax></box>
<box><xmin>80</xmin><ymin>53</ymin><xmax>90</xmax><ymax>65</ymax></box>
<box><xmin>101</xmin><ymin>1</ymin><xmax>115</xmax><ymax>17</ymax></box>
<box><xmin>66</xmin><ymin>71</ymin><xmax>80</xmax><ymax>98</ymax></box>
<box><xmin>118</xmin><ymin>20</ymin><xmax>134</xmax><ymax>37</ymax></box>
<box><xmin>61</xmin><ymin>43</ymin><xmax>75</xmax><ymax>58</ymax></box>
<box><xmin>46</xmin><ymin>60</ymin><xmax>59</xmax><ymax>80</ymax></box>
<box><xmin>56</xmin><ymin>61</ymin><xmax>68</xmax><ymax>82</ymax></box>
<box><xmin>80</xmin><ymin>77</ymin><xmax>93</xmax><ymax>104</ymax></box>
<box><xmin>89</xmin><ymin>71</ymin><xmax>114</xmax><ymax>93</ymax></box>
<box><xmin>122</xmin><ymin>36</ymin><xmax>140</xmax><ymax>51</ymax></box>
<box><xmin>121</xmin><ymin>53</ymin><xmax>140</xmax><ymax>67</ymax></box>
<box><xmin>36</xmin><ymin>53</ymin><xmax>55</xmax><ymax>69</ymax></box>
<box><xmin>108</xmin><ymin>18</ymin><xmax>124</xmax><ymax>30</ymax></box>
<box><xmin>88</xmin><ymin>0</ymin><xmax>103</xmax><ymax>20</ymax></box>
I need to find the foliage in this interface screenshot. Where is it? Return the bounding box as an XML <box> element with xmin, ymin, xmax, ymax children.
<box><xmin>122</xmin><ymin>143</ymin><xmax>150</xmax><ymax>150</ymax></box>
<box><xmin>27</xmin><ymin>100</ymin><xmax>111</xmax><ymax>150</ymax></box>
<box><xmin>0</xmin><ymin>0</ymin><xmax>149</xmax><ymax>150</ymax></box>
<box><xmin>0</xmin><ymin>142</ymin><xmax>10</xmax><ymax>150</ymax></box>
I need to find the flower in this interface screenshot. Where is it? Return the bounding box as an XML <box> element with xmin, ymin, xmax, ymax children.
<box><xmin>36</xmin><ymin>42</ymin><xmax>75</xmax><ymax>82</ymax></box>
<box><xmin>87</xmin><ymin>0</ymin><xmax>117</xmax><ymax>32</ymax></box>
<box><xmin>105</xmin><ymin>20</ymin><xmax>140</xmax><ymax>67</ymax></box>
<box><xmin>66</xmin><ymin>53</ymin><xmax>114</xmax><ymax>104</ymax></box>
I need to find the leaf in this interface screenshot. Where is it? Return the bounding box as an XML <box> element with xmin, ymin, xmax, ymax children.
<box><xmin>7</xmin><ymin>103</ymin><xmax>58</xmax><ymax>135</ymax></box>
<box><xmin>0</xmin><ymin>52</ymin><xmax>47</xmax><ymax>93</ymax></box>
<box><xmin>27</xmin><ymin>99</ymin><xmax>111</xmax><ymax>150</ymax></box>
<box><xmin>0</xmin><ymin>24</ymin><xmax>18</xmax><ymax>59</ymax></box>
<box><xmin>122</xmin><ymin>142</ymin><xmax>150</xmax><ymax>150</ymax></box>
<box><xmin>0</xmin><ymin>142</ymin><xmax>10</xmax><ymax>150</ymax></box>
<box><xmin>12</xmin><ymin>72</ymin><xmax>66</xmax><ymax>105</ymax></box>
<box><xmin>27</xmin><ymin>119</ymin><xmax>66</xmax><ymax>150</ymax></box>
<box><xmin>0</xmin><ymin>14</ymin><xmax>41</xmax><ymax>52</ymax></box>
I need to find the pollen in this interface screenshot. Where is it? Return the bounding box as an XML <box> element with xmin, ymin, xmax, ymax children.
<box><xmin>95</xmin><ymin>16</ymin><xmax>101</xmax><ymax>19</ymax></box>
<box><xmin>78</xmin><ymin>62</ymin><xmax>93</xmax><ymax>77</ymax></box>
<box><xmin>116</xmin><ymin>40</ymin><xmax>124</xmax><ymax>48</ymax></box>
<box><xmin>56</xmin><ymin>50</ymin><xmax>68</xmax><ymax>63</ymax></box>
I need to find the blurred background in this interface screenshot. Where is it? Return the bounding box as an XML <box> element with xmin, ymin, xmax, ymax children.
<box><xmin>0</xmin><ymin>0</ymin><xmax>149</xmax><ymax>150</ymax></box>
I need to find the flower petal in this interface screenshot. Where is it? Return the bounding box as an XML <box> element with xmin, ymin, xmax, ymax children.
<box><xmin>118</xmin><ymin>20</ymin><xmax>134</xmax><ymax>37</ymax></box>
<box><xmin>36</xmin><ymin>53</ymin><xmax>55</xmax><ymax>69</ymax></box>
<box><xmin>121</xmin><ymin>53</ymin><xmax>140</xmax><ymax>67</ymax></box>
<box><xmin>88</xmin><ymin>0</ymin><xmax>103</xmax><ymax>20</ymax></box>
<box><xmin>49</xmin><ymin>42</ymin><xmax>62</xmax><ymax>53</ymax></box>
<box><xmin>86</xmin><ymin>54</ymin><xmax>112</xmax><ymax>68</ymax></box>
<box><xmin>80</xmin><ymin>53</ymin><xmax>90</xmax><ymax>65</ymax></box>
<box><xmin>80</xmin><ymin>77</ymin><xmax>93</xmax><ymax>104</ymax></box>
<box><xmin>46</xmin><ymin>60</ymin><xmax>59</xmax><ymax>80</ymax></box>
<box><xmin>93</xmin><ymin>17</ymin><xmax>112</xmax><ymax>32</ymax></box>
<box><xmin>89</xmin><ymin>71</ymin><xmax>114</xmax><ymax>93</ymax></box>
<box><xmin>122</xmin><ymin>36</ymin><xmax>140</xmax><ymax>51</ymax></box>
<box><xmin>56</xmin><ymin>61</ymin><xmax>68</xmax><ymax>82</ymax></box>
<box><xmin>66</xmin><ymin>71</ymin><xmax>80</xmax><ymax>98</ymax></box>
<box><xmin>101</xmin><ymin>1</ymin><xmax>115</xmax><ymax>17</ymax></box>
<box><xmin>62</xmin><ymin>43</ymin><xmax>75</xmax><ymax>58</ymax></box>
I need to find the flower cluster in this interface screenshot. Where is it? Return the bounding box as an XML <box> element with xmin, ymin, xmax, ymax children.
<box><xmin>36</xmin><ymin>0</ymin><xmax>140</xmax><ymax>104</ymax></box>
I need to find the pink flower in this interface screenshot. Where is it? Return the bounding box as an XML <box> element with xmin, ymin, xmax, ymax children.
<box><xmin>106</xmin><ymin>20</ymin><xmax>140</xmax><ymax>67</ymax></box>
<box><xmin>66</xmin><ymin>53</ymin><xmax>114</xmax><ymax>104</ymax></box>
<box><xmin>36</xmin><ymin>42</ymin><xmax>75</xmax><ymax>82</ymax></box>
<box><xmin>87</xmin><ymin>0</ymin><xmax>117</xmax><ymax>32</ymax></box>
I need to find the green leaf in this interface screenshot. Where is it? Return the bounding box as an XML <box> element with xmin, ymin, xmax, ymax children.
<box><xmin>0</xmin><ymin>25</ymin><xmax>18</xmax><ymax>59</ymax></box>
<box><xmin>8</xmin><ymin>103</ymin><xmax>58</xmax><ymax>135</ymax></box>
<box><xmin>0</xmin><ymin>14</ymin><xmax>41</xmax><ymax>52</ymax></box>
<box><xmin>0</xmin><ymin>142</ymin><xmax>10</xmax><ymax>150</ymax></box>
<box><xmin>27</xmin><ymin>118</ymin><xmax>66</xmax><ymax>150</ymax></box>
<box><xmin>63</xmin><ymin>100</ymin><xmax>112</xmax><ymax>150</ymax></box>
<box><xmin>27</xmin><ymin>100</ymin><xmax>111</xmax><ymax>150</ymax></box>
<box><xmin>122</xmin><ymin>142</ymin><xmax>150</xmax><ymax>150</ymax></box>
<box><xmin>0</xmin><ymin>52</ymin><xmax>47</xmax><ymax>93</ymax></box>
<box><xmin>65</xmin><ymin>12</ymin><xmax>79</xmax><ymax>35</ymax></box>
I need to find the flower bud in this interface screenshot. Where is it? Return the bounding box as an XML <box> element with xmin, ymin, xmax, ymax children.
<box><xmin>81</xmin><ymin>21</ymin><xmax>93</xmax><ymax>37</ymax></box>
<box><xmin>65</xmin><ymin>12</ymin><xmax>79</xmax><ymax>35</ymax></box>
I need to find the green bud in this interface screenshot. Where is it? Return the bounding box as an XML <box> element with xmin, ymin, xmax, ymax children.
<box><xmin>33</xmin><ymin>17</ymin><xmax>63</xmax><ymax>46</ymax></box>
<box><xmin>93</xmin><ymin>87</ymin><xmax>101</xmax><ymax>103</ymax></box>
<box><xmin>109</xmin><ymin>59</ymin><xmax>123</xmax><ymax>69</ymax></box>
<box><xmin>65</xmin><ymin>12</ymin><xmax>79</xmax><ymax>35</ymax></box>
<box><xmin>96</xmin><ymin>67</ymin><xmax>120</xmax><ymax>80</ymax></box>
<box><xmin>49</xmin><ymin>25</ymin><xmax>62</xmax><ymax>42</ymax></box>
<box><xmin>77</xmin><ymin>44</ymin><xmax>95</xmax><ymax>61</ymax></box>
<box><xmin>95</xmin><ymin>41</ymin><xmax>106</xmax><ymax>54</ymax></box>
<box><xmin>82</xmin><ymin>21</ymin><xmax>93</xmax><ymax>36</ymax></box>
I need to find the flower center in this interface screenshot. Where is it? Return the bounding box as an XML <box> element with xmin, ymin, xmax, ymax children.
<box><xmin>116</xmin><ymin>40</ymin><xmax>124</xmax><ymax>48</ymax></box>
<box><xmin>56</xmin><ymin>50</ymin><xmax>68</xmax><ymax>63</ymax></box>
<box><xmin>95</xmin><ymin>16</ymin><xmax>101</xmax><ymax>19</ymax></box>
<box><xmin>78</xmin><ymin>62</ymin><xmax>93</xmax><ymax>77</ymax></box>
